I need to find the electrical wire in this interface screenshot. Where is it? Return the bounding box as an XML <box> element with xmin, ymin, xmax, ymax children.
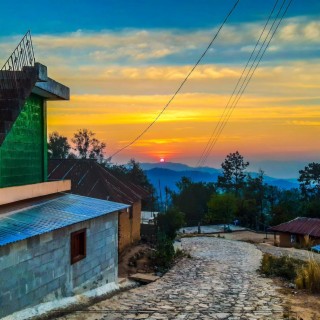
<box><xmin>197</xmin><ymin>0</ymin><xmax>287</xmax><ymax>167</ymax></box>
<box><xmin>197</xmin><ymin>0</ymin><xmax>292</xmax><ymax>167</ymax></box>
<box><xmin>108</xmin><ymin>0</ymin><xmax>240</xmax><ymax>161</ymax></box>
<box><xmin>197</xmin><ymin>0</ymin><xmax>280</xmax><ymax>167</ymax></box>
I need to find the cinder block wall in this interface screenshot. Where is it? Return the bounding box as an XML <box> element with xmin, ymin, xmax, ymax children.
<box><xmin>118</xmin><ymin>201</ymin><xmax>141</xmax><ymax>253</ymax></box>
<box><xmin>0</xmin><ymin>212</ymin><xmax>118</xmax><ymax>318</ymax></box>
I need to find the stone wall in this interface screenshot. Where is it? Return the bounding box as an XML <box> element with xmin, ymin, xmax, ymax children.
<box><xmin>0</xmin><ymin>212</ymin><xmax>118</xmax><ymax>318</ymax></box>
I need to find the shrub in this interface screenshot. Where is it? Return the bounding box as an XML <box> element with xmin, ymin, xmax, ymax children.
<box><xmin>153</xmin><ymin>233</ymin><xmax>175</xmax><ymax>272</ymax></box>
<box><xmin>295</xmin><ymin>258</ymin><xmax>320</xmax><ymax>293</ymax></box>
<box><xmin>260</xmin><ymin>253</ymin><xmax>304</xmax><ymax>281</ymax></box>
<box><xmin>156</xmin><ymin>209</ymin><xmax>185</xmax><ymax>240</ymax></box>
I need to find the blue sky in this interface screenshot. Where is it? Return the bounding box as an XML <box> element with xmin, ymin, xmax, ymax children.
<box><xmin>1</xmin><ymin>0</ymin><xmax>320</xmax><ymax>35</ymax></box>
<box><xmin>1</xmin><ymin>1</ymin><xmax>320</xmax><ymax>178</ymax></box>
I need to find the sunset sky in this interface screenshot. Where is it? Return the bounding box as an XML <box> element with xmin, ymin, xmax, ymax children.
<box><xmin>0</xmin><ymin>0</ymin><xmax>320</xmax><ymax>178</ymax></box>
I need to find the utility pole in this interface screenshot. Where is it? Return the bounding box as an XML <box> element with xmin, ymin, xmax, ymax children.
<box><xmin>158</xmin><ymin>180</ymin><xmax>163</xmax><ymax>212</ymax></box>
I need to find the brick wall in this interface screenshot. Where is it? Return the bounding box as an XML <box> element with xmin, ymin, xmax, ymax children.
<box><xmin>0</xmin><ymin>212</ymin><xmax>118</xmax><ymax>318</ymax></box>
<box><xmin>118</xmin><ymin>200</ymin><xmax>141</xmax><ymax>253</ymax></box>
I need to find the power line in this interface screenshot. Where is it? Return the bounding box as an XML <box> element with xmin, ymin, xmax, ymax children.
<box><xmin>108</xmin><ymin>0</ymin><xmax>241</xmax><ymax>161</ymax></box>
<box><xmin>197</xmin><ymin>0</ymin><xmax>280</xmax><ymax>167</ymax></box>
<box><xmin>197</xmin><ymin>0</ymin><xmax>292</xmax><ymax>167</ymax></box>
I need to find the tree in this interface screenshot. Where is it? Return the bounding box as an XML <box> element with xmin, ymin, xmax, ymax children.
<box><xmin>270</xmin><ymin>189</ymin><xmax>301</xmax><ymax>225</ymax></box>
<box><xmin>126</xmin><ymin>159</ymin><xmax>153</xmax><ymax>190</ymax></box>
<box><xmin>156</xmin><ymin>208</ymin><xmax>185</xmax><ymax>240</ymax></box>
<box><xmin>171</xmin><ymin>177</ymin><xmax>215</xmax><ymax>226</ymax></box>
<box><xmin>206</xmin><ymin>193</ymin><xmax>237</xmax><ymax>225</ymax></box>
<box><xmin>236</xmin><ymin>198</ymin><xmax>257</xmax><ymax>229</ymax></box>
<box><xmin>298</xmin><ymin>162</ymin><xmax>320</xmax><ymax>200</ymax></box>
<box><xmin>71</xmin><ymin>129</ymin><xmax>106</xmax><ymax>161</ymax></box>
<box><xmin>107</xmin><ymin>159</ymin><xmax>156</xmax><ymax>210</ymax></box>
<box><xmin>47</xmin><ymin>131</ymin><xmax>70</xmax><ymax>159</ymax></box>
<box><xmin>217</xmin><ymin>151</ymin><xmax>249</xmax><ymax>196</ymax></box>
<box><xmin>245</xmin><ymin>170</ymin><xmax>266</xmax><ymax>226</ymax></box>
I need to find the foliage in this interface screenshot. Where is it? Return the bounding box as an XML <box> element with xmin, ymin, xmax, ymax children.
<box><xmin>127</xmin><ymin>159</ymin><xmax>153</xmax><ymax>190</ymax></box>
<box><xmin>156</xmin><ymin>208</ymin><xmax>185</xmax><ymax>240</ymax></box>
<box><xmin>245</xmin><ymin>171</ymin><xmax>265</xmax><ymax>211</ymax></box>
<box><xmin>47</xmin><ymin>131</ymin><xmax>70</xmax><ymax>159</ymax></box>
<box><xmin>217</xmin><ymin>151</ymin><xmax>249</xmax><ymax>196</ymax></box>
<box><xmin>298</xmin><ymin>162</ymin><xmax>320</xmax><ymax>200</ymax></box>
<box><xmin>295</xmin><ymin>259</ymin><xmax>320</xmax><ymax>293</ymax></box>
<box><xmin>269</xmin><ymin>189</ymin><xmax>301</xmax><ymax>226</ymax></box>
<box><xmin>153</xmin><ymin>233</ymin><xmax>175</xmax><ymax>272</ymax></box>
<box><xmin>171</xmin><ymin>177</ymin><xmax>215</xmax><ymax>226</ymax></box>
<box><xmin>71</xmin><ymin>128</ymin><xmax>106</xmax><ymax>162</ymax></box>
<box><xmin>107</xmin><ymin>159</ymin><xmax>156</xmax><ymax>210</ymax></box>
<box><xmin>260</xmin><ymin>253</ymin><xmax>304</xmax><ymax>281</ymax></box>
<box><xmin>235</xmin><ymin>198</ymin><xmax>257</xmax><ymax>229</ymax></box>
<box><xmin>300</xmin><ymin>198</ymin><xmax>320</xmax><ymax>218</ymax></box>
<box><xmin>206</xmin><ymin>193</ymin><xmax>237</xmax><ymax>224</ymax></box>
<box><xmin>108</xmin><ymin>159</ymin><xmax>154</xmax><ymax>191</ymax></box>
<box><xmin>260</xmin><ymin>254</ymin><xmax>301</xmax><ymax>280</ymax></box>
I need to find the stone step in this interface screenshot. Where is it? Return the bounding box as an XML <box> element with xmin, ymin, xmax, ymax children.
<box><xmin>129</xmin><ymin>273</ymin><xmax>160</xmax><ymax>284</ymax></box>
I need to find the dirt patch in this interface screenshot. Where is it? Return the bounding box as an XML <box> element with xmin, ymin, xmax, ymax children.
<box><xmin>118</xmin><ymin>243</ymin><xmax>155</xmax><ymax>278</ymax></box>
<box><xmin>223</xmin><ymin>230</ymin><xmax>277</xmax><ymax>244</ymax></box>
<box><xmin>273</xmin><ymin>278</ymin><xmax>320</xmax><ymax>320</ymax></box>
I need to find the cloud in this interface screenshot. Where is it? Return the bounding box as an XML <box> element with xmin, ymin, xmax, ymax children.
<box><xmin>1</xmin><ymin>16</ymin><xmax>319</xmax><ymax>70</ymax></box>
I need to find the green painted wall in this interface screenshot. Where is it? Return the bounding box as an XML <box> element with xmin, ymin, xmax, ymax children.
<box><xmin>0</xmin><ymin>94</ymin><xmax>46</xmax><ymax>188</ymax></box>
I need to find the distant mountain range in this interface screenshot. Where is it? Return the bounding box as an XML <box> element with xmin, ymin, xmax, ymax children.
<box><xmin>140</xmin><ymin>162</ymin><xmax>299</xmax><ymax>196</ymax></box>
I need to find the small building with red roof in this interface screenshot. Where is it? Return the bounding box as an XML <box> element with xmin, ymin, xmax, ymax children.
<box><xmin>269</xmin><ymin>217</ymin><xmax>320</xmax><ymax>247</ymax></box>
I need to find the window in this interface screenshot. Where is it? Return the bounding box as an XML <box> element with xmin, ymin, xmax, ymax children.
<box><xmin>129</xmin><ymin>206</ymin><xmax>133</xmax><ymax>220</ymax></box>
<box><xmin>71</xmin><ymin>229</ymin><xmax>86</xmax><ymax>264</ymax></box>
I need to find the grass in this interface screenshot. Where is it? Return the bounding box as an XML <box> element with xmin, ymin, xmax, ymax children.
<box><xmin>260</xmin><ymin>253</ymin><xmax>304</xmax><ymax>281</ymax></box>
<box><xmin>295</xmin><ymin>258</ymin><xmax>320</xmax><ymax>293</ymax></box>
<box><xmin>261</xmin><ymin>253</ymin><xmax>320</xmax><ymax>294</ymax></box>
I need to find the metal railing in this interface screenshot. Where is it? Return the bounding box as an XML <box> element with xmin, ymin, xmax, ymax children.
<box><xmin>0</xmin><ymin>30</ymin><xmax>36</xmax><ymax>97</ymax></box>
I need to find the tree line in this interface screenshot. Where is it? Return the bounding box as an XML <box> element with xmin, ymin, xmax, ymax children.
<box><xmin>48</xmin><ymin>131</ymin><xmax>320</xmax><ymax>229</ymax></box>
<box><xmin>167</xmin><ymin>151</ymin><xmax>320</xmax><ymax>229</ymax></box>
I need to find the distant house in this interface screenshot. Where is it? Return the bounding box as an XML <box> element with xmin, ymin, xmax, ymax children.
<box><xmin>0</xmin><ymin>33</ymin><xmax>128</xmax><ymax>318</ymax></box>
<box><xmin>269</xmin><ymin>217</ymin><xmax>320</xmax><ymax>247</ymax></box>
<box><xmin>48</xmin><ymin>159</ymin><xmax>150</xmax><ymax>253</ymax></box>
<box><xmin>141</xmin><ymin>211</ymin><xmax>159</xmax><ymax>224</ymax></box>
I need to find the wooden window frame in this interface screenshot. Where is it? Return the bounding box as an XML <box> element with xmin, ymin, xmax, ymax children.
<box><xmin>71</xmin><ymin>228</ymin><xmax>86</xmax><ymax>265</ymax></box>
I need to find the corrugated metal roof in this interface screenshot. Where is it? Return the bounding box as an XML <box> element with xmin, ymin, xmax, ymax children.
<box><xmin>269</xmin><ymin>217</ymin><xmax>320</xmax><ymax>237</ymax></box>
<box><xmin>48</xmin><ymin>159</ymin><xmax>150</xmax><ymax>204</ymax></box>
<box><xmin>0</xmin><ymin>193</ymin><xmax>129</xmax><ymax>247</ymax></box>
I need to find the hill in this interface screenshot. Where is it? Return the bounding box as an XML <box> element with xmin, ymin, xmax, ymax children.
<box><xmin>141</xmin><ymin>162</ymin><xmax>299</xmax><ymax>196</ymax></box>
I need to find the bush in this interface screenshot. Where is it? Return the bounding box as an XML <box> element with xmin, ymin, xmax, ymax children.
<box><xmin>153</xmin><ymin>233</ymin><xmax>175</xmax><ymax>272</ymax></box>
<box><xmin>295</xmin><ymin>259</ymin><xmax>320</xmax><ymax>293</ymax></box>
<box><xmin>260</xmin><ymin>253</ymin><xmax>304</xmax><ymax>281</ymax></box>
<box><xmin>156</xmin><ymin>209</ymin><xmax>185</xmax><ymax>240</ymax></box>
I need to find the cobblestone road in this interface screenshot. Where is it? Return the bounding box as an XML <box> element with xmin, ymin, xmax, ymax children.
<box><xmin>60</xmin><ymin>238</ymin><xmax>286</xmax><ymax>320</ymax></box>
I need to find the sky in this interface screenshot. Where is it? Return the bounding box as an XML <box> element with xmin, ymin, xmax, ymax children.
<box><xmin>0</xmin><ymin>0</ymin><xmax>320</xmax><ymax>178</ymax></box>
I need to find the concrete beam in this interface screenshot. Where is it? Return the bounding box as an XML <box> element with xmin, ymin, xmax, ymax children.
<box><xmin>0</xmin><ymin>180</ymin><xmax>71</xmax><ymax>205</ymax></box>
<box><xmin>33</xmin><ymin>77</ymin><xmax>70</xmax><ymax>100</ymax></box>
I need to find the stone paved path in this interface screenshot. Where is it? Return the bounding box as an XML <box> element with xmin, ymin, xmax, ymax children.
<box><xmin>59</xmin><ymin>238</ymin><xmax>286</xmax><ymax>320</ymax></box>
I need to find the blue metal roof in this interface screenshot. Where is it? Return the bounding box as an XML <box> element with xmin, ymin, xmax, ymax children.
<box><xmin>0</xmin><ymin>193</ymin><xmax>129</xmax><ymax>246</ymax></box>
<box><xmin>311</xmin><ymin>245</ymin><xmax>320</xmax><ymax>253</ymax></box>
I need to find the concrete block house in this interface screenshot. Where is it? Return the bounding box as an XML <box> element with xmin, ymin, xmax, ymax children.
<box><xmin>48</xmin><ymin>159</ymin><xmax>149</xmax><ymax>254</ymax></box>
<box><xmin>0</xmin><ymin>32</ymin><xmax>128</xmax><ymax>318</ymax></box>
